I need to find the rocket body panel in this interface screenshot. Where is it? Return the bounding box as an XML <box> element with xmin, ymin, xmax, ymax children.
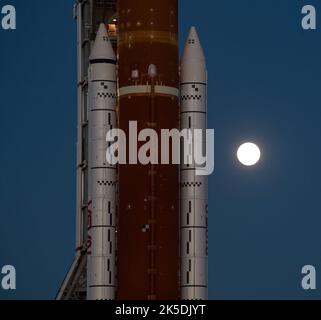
<box><xmin>87</xmin><ymin>24</ymin><xmax>117</xmax><ymax>300</ymax></box>
<box><xmin>180</xmin><ymin>27</ymin><xmax>208</xmax><ymax>300</ymax></box>
<box><xmin>117</xmin><ymin>0</ymin><xmax>180</xmax><ymax>300</ymax></box>
<box><xmin>118</xmin><ymin>0</ymin><xmax>178</xmax><ymax>87</ymax></box>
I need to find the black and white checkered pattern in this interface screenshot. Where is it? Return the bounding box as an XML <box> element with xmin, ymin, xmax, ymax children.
<box><xmin>180</xmin><ymin>95</ymin><xmax>202</xmax><ymax>101</ymax></box>
<box><xmin>97</xmin><ymin>180</ymin><xmax>117</xmax><ymax>187</ymax></box>
<box><xmin>97</xmin><ymin>92</ymin><xmax>117</xmax><ymax>99</ymax></box>
<box><xmin>180</xmin><ymin>182</ymin><xmax>202</xmax><ymax>188</ymax></box>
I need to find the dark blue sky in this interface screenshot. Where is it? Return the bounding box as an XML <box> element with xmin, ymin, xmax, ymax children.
<box><xmin>1</xmin><ymin>0</ymin><xmax>321</xmax><ymax>300</ymax></box>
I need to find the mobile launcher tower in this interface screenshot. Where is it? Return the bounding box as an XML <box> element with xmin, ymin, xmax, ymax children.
<box><xmin>57</xmin><ymin>0</ymin><xmax>208</xmax><ymax>300</ymax></box>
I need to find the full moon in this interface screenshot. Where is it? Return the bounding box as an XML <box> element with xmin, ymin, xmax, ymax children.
<box><xmin>237</xmin><ymin>142</ymin><xmax>261</xmax><ymax>166</ymax></box>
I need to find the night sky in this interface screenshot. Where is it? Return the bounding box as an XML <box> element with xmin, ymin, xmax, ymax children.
<box><xmin>1</xmin><ymin>0</ymin><xmax>321</xmax><ymax>300</ymax></box>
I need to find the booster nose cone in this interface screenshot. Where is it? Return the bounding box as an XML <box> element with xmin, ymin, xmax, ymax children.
<box><xmin>181</xmin><ymin>26</ymin><xmax>206</xmax><ymax>83</ymax></box>
<box><xmin>89</xmin><ymin>23</ymin><xmax>116</xmax><ymax>62</ymax></box>
<box><xmin>182</xmin><ymin>26</ymin><xmax>205</xmax><ymax>63</ymax></box>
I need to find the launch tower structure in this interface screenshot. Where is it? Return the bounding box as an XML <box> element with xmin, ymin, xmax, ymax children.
<box><xmin>56</xmin><ymin>0</ymin><xmax>117</xmax><ymax>300</ymax></box>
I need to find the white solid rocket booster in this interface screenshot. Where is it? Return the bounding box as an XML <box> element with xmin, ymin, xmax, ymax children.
<box><xmin>87</xmin><ymin>24</ymin><xmax>117</xmax><ymax>300</ymax></box>
<box><xmin>180</xmin><ymin>26</ymin><xmax>208</xmax><ymax>300</ymax></box>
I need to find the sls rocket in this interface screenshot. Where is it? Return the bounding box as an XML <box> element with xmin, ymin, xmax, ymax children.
<box><xmin>86</xmin><ymin>24</ymin><xmax>117</xmax><ymax>300</ymax></box>
<box><xmin>83</xmin><ymin>2</ymin><xmax>208</xmax><ymax>301</ymax></box>
<box><xmin>180</xmin><ymin>27</ymin><xmax>208</xmax><ymax>300</ymax></box>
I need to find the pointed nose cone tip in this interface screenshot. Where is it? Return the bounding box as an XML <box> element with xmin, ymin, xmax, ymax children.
<box><xmin>188</xmin><ymin>26</ymin><xmax>198</xmax><ymax>39</ymax></box>
<box><xmin>89</xmin><ymin>23</ymin><xmax>116</xmax><ymax>61</ymax></box>
<box><xmin>181</xmin><ymin>26</ymin><xmax>207</xmax><ymax>83</ymax></box>
<box><xmin>182</xmin><ymin>26</ymin><xmax>206</xmax><ymax>64</ymax></box>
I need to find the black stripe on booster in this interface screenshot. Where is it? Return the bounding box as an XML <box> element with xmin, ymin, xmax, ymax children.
<box><xmin>91</xmin><ymin>80</ymin><xmax>117</xmax><ymax>84</ymax></box>
<box><xmin>89</xmin><ymin>285</ymin><xmax>116</xmax><ymax>288</ymax></box>
<box><xmin>90</xmin><ymin>58</ymin><xmax>116</xmax><ymax>65</ymax></box>
<box><xmin>180</xmin><ymin>285</ymin><xmax>207</xmax><ymax>288</ymax></box>
<box><xmin>181</xmin><ymin>82</ymin><xmax>207</xmax><ymax>86</ymax></box>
